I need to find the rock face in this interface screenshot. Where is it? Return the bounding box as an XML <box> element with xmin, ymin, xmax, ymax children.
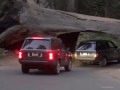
<box><xmin>0</xmin><ymin>0</ymin><xmax>120</xmax><ymax>50</ymax></box>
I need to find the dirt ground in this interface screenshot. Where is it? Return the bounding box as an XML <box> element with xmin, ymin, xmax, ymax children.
<box><xmin>0</xmin><ymin>51</ymin><xmax>19</xmax><ymax>67</ymax></box>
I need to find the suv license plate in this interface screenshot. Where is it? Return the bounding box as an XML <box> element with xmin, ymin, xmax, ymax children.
<box><xmin>80</xmin><ymin>53</ymin><xmax>87</xmax><ymax>56</ymax></box>
<box><xmin>32</xmin><ymin>53</ymin><xmax>38</xmax><ymax>56</ymax></box>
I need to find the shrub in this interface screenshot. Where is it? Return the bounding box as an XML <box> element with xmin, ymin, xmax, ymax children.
<box><xmin>0</xmin><ymin>48</ymin><xmax>8</xmax><ymax>57</ymax></box>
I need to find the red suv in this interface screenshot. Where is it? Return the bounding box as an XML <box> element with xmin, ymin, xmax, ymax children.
<box><xmin>18</xmin><ymin>37</ymin><xmax>72</xmax><ymax>74</ymax></box>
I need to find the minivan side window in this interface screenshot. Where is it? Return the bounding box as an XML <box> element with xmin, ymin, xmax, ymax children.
<box><xmin>97</xmin><ymin>42</ymin><xmax>109</xmax><ymax>50</ymax></box>
<box><xmin>108</xmin><ymin>41</ymin><xmax>116</xmax><ymax>48</ymax></box>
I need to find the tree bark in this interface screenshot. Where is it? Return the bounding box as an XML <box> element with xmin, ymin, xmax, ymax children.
<box><xmin>0</xmin><ymin>0</ymin><xmax>120</xmax><ymax>48</ymax></box>
<box><xmin>67</xmin><ymin>0</ymin><xmax>75</xmax><ymax>12</ymax></box>
<box><xmin>104</xmin><ymin>0</ymin><xmax>113</xmax><ymax>18</ymax></box>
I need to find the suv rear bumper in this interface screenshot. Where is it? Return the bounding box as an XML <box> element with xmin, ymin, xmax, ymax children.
<box><xmin>76</xmin><ymin>57</ymin><xmax>99</xmax><ymax>63</ymax></box>
<box><xmin>19</xmin><ymin>59</ymin><xmax>57</xmax><ymax>69</ymax></box>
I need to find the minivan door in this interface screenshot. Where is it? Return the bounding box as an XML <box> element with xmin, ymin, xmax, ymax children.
<box><xmin>107</xmin><ymin>41</ymin><xmax>118</xmax><ymax>60</ymax></box>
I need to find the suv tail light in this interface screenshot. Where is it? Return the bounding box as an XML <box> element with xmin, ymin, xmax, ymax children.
<box><xmin>18</xmin><ymin>51</ymin><xmax>23</xmax><ymax>59</ymax></box>
<box><xmin>94</xmin><ymin>53</ymin><xmax>98</xmax><ymax>58</ymax></box>
<box><xmin>48</xmin><ymin>52</ymin><xmax>54</xmax><ymax>60</ymax></box>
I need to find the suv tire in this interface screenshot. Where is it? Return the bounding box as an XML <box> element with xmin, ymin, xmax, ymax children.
<box><xmin>65</xmin><ymin>60</ymin><xmax>72</xmax><ymax>71</ymax></box>
<box><xmin>21</xmin><ymin>65</ymin><xmax>29</xmax><ymax>74</ymax></box>
<box><xmin>99</xmin><ymin>57</ymin><xmax>107</xmax><ymax>67</ymax></box>
<box><xmin>117</xmin><ymin>59</ymin><xmax>120</xmax><ymax>64</ymax></box>
<box><xmin>53</xmin><ymin>61</ymin><xmax>60</xmax><ymax>75</ymax></box>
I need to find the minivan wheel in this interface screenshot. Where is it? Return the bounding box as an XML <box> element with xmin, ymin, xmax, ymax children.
<box><xmin>65</xmin><ymin>60</ymin><xmax>72</xmax><ymax>71</ymax></box>
<box><xmin>53</xmin><ymin>61</ymin><xmax>60</xmax><ymax>75</ymax></box>
<box><xmin>99</xmin><ymin>58</ymin><xmax>107</xmax><ymax>67</ymax></box>
<box><xmin>21</xmin><ymin>65</ymin><xmax>29</xmax><ymax>74</ymax></box>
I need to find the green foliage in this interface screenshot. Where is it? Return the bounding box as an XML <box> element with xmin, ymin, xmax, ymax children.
<box><xmin>53</xmin><ymin>0</ymin><xmax>68</xmax><ymax>11</ymax></box>
<box><xmin>72</xmin><ymin>57</ymin><xmax>81</xmax><ymax>67</ymax></box>
<box><xmin>76</xmin><ymin>0</ymin><xmax>120</xmax><ymax>19</ymax></box>
<box><xmin>47</xmin><ymin>0</ymin><xmax>120</xmax><ymax>19</ymax></box>
<box><xmin>0</xmin><ymin>48</ymin><xmax>7</xmax><ymax>57</ymax></box>
<box><xmin>76</xmin><ymin>0</ymin><xmax>105</xmax><ymax>16</ymax></box>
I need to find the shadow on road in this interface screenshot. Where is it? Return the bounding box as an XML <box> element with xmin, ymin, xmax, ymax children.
<box><xmin>77</xmin><ymin>61</ymin><xmax>120</xmax><ymax>69</ymax></box>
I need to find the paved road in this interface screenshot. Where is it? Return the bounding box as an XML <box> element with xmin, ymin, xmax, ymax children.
<box><xmin>0</xmin><ymin>52</ymin><xmax>120</xmax><ymax>90</ymax></box>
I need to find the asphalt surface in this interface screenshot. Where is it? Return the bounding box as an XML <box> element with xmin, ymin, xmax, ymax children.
<box><xmin>0</xmin><ymin>52</ymin><xmax>120</xmax><ymax>90</ymax></box>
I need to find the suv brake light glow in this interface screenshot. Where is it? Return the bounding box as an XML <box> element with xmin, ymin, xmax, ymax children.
<box><xmin>32</xmin><ymin>37</ymin><xmax>43</xmax><ymax>39</ymax></box>
<box><xmin>49</xmin><ymin>52</ymin><xmax>54</xmax><ymax>60</ymax></box>
<box><xmin>18</xmin><ymin>51</ymin><xmax>23</xmax><ymax>59</ymax></box>
<box><xmin>94</xmin><ymin>53</ymin><xmax>98</xmax><ymax>58</ymax></box>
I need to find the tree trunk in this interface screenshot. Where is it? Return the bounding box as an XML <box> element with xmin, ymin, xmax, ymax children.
<box><xmin>67</xmin><ymin>0</ymin><xmax>75</xmax><ymax>12</ymax></box>
<box><xmin>104</xmin><ymin>0</ymin><xmax>113</xmax><ymax>18</ymax></box>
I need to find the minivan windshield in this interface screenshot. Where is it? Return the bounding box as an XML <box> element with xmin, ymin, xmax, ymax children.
<box><xmin>22</xmin><ymin>39</ymin><xmax>50</xmax><ymax>50</ymax></box>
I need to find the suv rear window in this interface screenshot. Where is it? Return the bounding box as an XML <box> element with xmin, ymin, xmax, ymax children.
<box><xmin>22</xmin><ymin>39</ymin><xmax>50</xmax><ymax>50</ymax></box>
<box><xmin>78</xmin><ymin>42</ymin><xmax>96</xmax><ymax>50</ymax></box>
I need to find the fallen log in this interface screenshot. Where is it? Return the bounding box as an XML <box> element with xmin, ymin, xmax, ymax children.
<box><xmin>0</xmin><ymin>0</ymin><xmax>120</xmax><ymax>49</ymax></box>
